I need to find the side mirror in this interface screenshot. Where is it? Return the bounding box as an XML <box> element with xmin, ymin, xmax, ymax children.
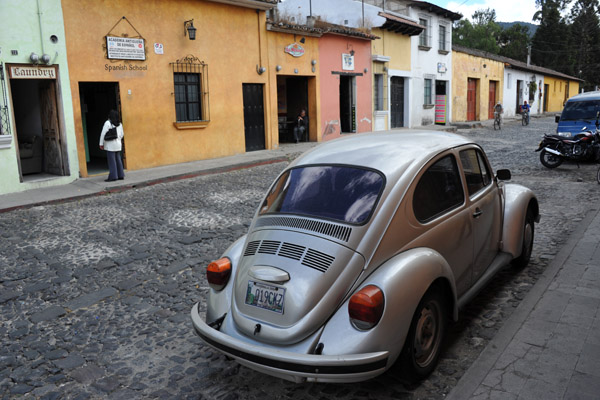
<box><xmin>555</xmin><ymin>115</ymin><xmax>561</xmax><ymax>123</ymax></box>
<box><xmin>496</xmin><ymin>169</ymin><xmax>511</xmax><ymax>181</ymax></box>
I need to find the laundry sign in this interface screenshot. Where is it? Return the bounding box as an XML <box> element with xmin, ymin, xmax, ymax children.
<box><xmin>284</xmin><ymin>43</ymin><xmax>305</xmax><ymax>57</ymax></box>
<box><xmin>106</xmin><ymin>36</ymin><xmax>146</xmax><ymax>60</ymax></box>
<box><xmin>9</xmin><ymin>65</ymin><xmax>57</xmax><ymax>79</ymax></box>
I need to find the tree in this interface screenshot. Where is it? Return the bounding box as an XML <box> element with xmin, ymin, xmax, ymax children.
<box><xmin>453</xmin><ymin>8</ymin><xmax>502</xmax><ymax>54</ymax></box>
<box><xmin>498</xmin><ymin>24</ymin><xmax>531</xmax><ymax>62</ymax></box>
<box><xmin>531</xmin><ymin>0</ymin><xmax>571</xmax><ymax>73</ymax></box>
<box><xmin>567</xmin><ymin>0</ymin><xmax>600</xmax><ymax>90</ymax></box>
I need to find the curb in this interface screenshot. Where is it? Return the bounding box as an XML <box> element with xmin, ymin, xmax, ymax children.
<box><xmin>446</xmin><ymin>206</ymin><xmax>600</xmax><ymax>399</ymax></box>
<box><xmin>0</xmin><ymin>157</ymin><xmax>288</xmax><ymax>214</ymax></box>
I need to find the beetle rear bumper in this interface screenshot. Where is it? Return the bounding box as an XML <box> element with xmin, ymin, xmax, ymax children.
<box><xmin>190</xmin><ymin>303</ymin><xmax>389</xmax><ymax>383</ymax></box>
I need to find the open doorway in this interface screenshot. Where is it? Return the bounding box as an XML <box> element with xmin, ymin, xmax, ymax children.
<box><xmin>79</xmin><ymin>82</ymin><xmax>122</xmax><ymax>176</ymax></box>
<box><xmin>436</xmin><ymin>80</ymin><xmax>448</xmax><ymax>125</ymax></box>
<box><xmin>340</xmin><ymin>75</ymin><xmax>356</xmax><ymax>133</ymax></box>
<box><xmin>10</xmin><ymin>77</ymin><xmax>68</xmax><ymax>181</ymax></box>
<box><xmin>276</xmin><ymin>76</ymin><xmax>308</xmax><ymax>143</ymax></box>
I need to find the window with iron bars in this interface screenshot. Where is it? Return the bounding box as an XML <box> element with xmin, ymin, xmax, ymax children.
<box><xmin>170</xmin><ymin>56</ymin><xmax>209</xmax><ymax>124</ymax></box>
<box><xmin>0</xmin><ymin>63</ymin><xmax>11</xmax><ymax>135</ymax></box>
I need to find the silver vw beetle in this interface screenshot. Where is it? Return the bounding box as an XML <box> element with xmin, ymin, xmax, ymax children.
<box><xmin>191</xmin><ymin>131</ymin><xmax>539</xmax><ymax>383</ymax></box>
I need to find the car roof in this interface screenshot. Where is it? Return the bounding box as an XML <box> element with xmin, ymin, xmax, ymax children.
<box><xmin>567</xmin><ymin>90</ymin><xmax>600</xmax><ymax>102</ymax></box>
<box><xmin>290</xmin><ymin>130</ymin><xmax>473</xmax><ymax>178</ymax></box>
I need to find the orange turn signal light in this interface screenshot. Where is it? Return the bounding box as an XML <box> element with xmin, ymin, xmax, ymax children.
<box><xmin>206</xmin><ymin>258</ymin><xmax>232</xmax><ymax>291</ymax></box>
<box><xmin>348</xmin><ymin>285</ymin><xmax>384</xmax><ymax>330</ymax></box>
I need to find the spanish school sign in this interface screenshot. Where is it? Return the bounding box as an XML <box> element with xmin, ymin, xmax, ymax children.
<box><xmin>106</xmin><ymin>36</ymin><xmax>145</xmax><ymax>60</ymax></box>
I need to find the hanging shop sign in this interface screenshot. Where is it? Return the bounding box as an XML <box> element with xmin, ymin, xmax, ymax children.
<box><xmin>106</xmin><ymin>36</ymin><xmax>146</xmax><ymax>60</ymax></box>
<box><xmin>284</xmin><ymin>43</ymin><xmax>305</xmax><ymax>57</ymax></box>
<box><xmin>9</xmin><ymin>65</ymin><xmax>57</xmax><ymax>79</ymax></box>
<box><xmin>342</xmin><ymin>53</ymin><xmax>354</xmax><ymax>71</ymax></box>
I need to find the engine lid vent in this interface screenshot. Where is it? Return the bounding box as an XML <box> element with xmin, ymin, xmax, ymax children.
<box><xmin>255</xmin><ymin>217</ymin><xmax>352</xmax><ymax>242</ymax></box>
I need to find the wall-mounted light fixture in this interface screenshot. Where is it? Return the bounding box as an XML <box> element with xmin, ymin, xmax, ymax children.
<box><xmin>350</xmin><ymin>50</ymin><xmax>355</xmax><ymax>56</ymax></box>
<box><xmin>300</xmin><ymin>37</ymin><xmax>306</xmax><ymax>44</ymax></box>
<box><xmin>41</xmin><ymin>54</ymin><xmax>51</xmax><ymax>64</ymax></box>
<box><xmin>257</xmin><ymin>65</ymin><xmax>266</xmax><ymax>75</ymax></box>
<box><xmin>364</xmin><ymin>68</ymin><xmax>368</xmax><ymax>73</ymax></box>
<box><xmin>311</xmin><ymin>59</ymin><xmax>317</xmax><ymax>65</ymax></box>
<box><xmin>30</xmin><ymin>52</ymin><xmax>40</xmax><ymax>64</ymax></box>
<box><xmin>184</xmin><ymin>19</ymin><xmax>197</xmax><ymax>40</ymax></box>
<box><xmin>276</xmin><ymin>65</ymin><xmax>282</xmax><ymax>72</ymax></box>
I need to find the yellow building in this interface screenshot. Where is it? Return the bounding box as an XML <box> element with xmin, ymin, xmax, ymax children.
<box><xmin>452</xmin><ymin>45</ymin><xmax>504</xmax><ymax>122</ymax></box>
<box><xmin>371</xmin><ymin>12</ymin><xmax>422</xmax><ymax>130</ymax></box>
<box><xmin>541</xmin><ymin>75</ymin><xmax>580</xmax><ymax>113</ymax></box>
<box><xmin>62</xmin><ymin>0</ymin><xmax>321</xmax><ymax>178</ymax></box>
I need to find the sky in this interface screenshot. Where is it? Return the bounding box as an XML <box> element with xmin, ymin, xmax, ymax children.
<box><xmin>440</xmin><ymin>0</ymin><xmax>539</xmax><ymax>23</ymax></box>
<box><xmin>278</xmin><ymin>0</ymin><xmax>542</xmax><ymax>25</ymax></box>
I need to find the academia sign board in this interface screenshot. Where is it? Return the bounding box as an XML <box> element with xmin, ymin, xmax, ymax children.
<box><xmin>106</xmin><ymin>36</ymin><xmax>146</xmax><ymax>60</ymax></box>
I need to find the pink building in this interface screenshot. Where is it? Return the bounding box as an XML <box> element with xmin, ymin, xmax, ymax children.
<box><xmin>318</xmin><ymin>26</ymin><xmax>376</xmax><ymax>141</ymax></box>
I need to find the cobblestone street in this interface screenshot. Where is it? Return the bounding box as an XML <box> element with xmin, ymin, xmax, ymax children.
<box><xmin>1</xmin><ymin>116</ymin><xmax>598</xmax><ymax>399</ymax></box>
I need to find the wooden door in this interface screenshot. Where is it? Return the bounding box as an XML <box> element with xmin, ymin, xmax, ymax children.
<box><xmin>467</xmin><ymin>79</ymin><xmax>477</xmax><ymax>121</ymax></box>
<box><xmin>488</xmin><ymin>81</ymin><xmax>497</xmax><ymax>119</ymax></box>
<box><xmin>390</xmin><ymin>77</ymin><xmax>404</xmax><ymax>128</ymax></box>
<box><xmin>243</xmin><ymin>83</ymin><xmax>265</xmax><ymax>152</ymax></box>
<box><xmin>40</xmin><ymin>81</ymin><xmax>64</xmax><ymax>175</ymax></box>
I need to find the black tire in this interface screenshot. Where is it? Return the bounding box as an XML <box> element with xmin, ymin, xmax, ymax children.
<box><xmin>494</xmin><ymin>119</ymin><xmax>500</xmax><ymax>130</ymax></box>
<box><xmin>513</xmin><ymin>209</ymin><xmax>535</xmax><ymax>269</ymax></box>
<box><xmin>398</xmin><ymin>289</ymin><xmax>447</xmax><ymax>381</ymax></box>
<box><xmin>540</xmin><ymin>148</ymin><xmax>563</xmax><ymax>168</ymax></box>
<box><xmin>597</xmin><ymin>166</ymin><xmax>600</xmax><ymax>184</ymax></box>
<box><xmin>522</xmin><ymin>114</ymin><xmax>526</xmax><ymax>126</ymax></box>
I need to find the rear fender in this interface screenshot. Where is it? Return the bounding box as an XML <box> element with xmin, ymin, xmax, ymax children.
<box><xmin>317</xmin><ymin>248</ymin><xmax>457</xmax><ymax>368</ymax></box>
<box><xmin>502</xmin><ymin>184</ymin><xmax>539</xmax><ymax>258</ymax></box>
<box><xmin>205</xmin><ymin>235</ymin><xmax>247</xmax><ymax>322</ymax></box>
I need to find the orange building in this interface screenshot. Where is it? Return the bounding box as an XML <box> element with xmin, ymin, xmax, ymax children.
<box><xmin>62</xmin><ymin>0</ymin><xmax>323</xmax><ymax>178</ymax></box>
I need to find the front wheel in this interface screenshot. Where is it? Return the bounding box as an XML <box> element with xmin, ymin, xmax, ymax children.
<box><xmin>513</xmin><ymin>209</ymin><xmax>535</xmax><ymax>269</ymax></box>
<box><xmin>398</xmin><ymin>290</ymin><xmax>447</xmax><ymax>381</ymax></box>
<box><xmin>540</xmin><ymin>148</ymin><xmax>563</xmax><ymax>168</ymax></box>
<box><xmin>522</xmin><ymin>114</ymin><xmax>526</xmax><ymax>126</ymax></box>
<box><xmin>494</xmin><ymin>118</ymin><xmax>500</xmax><ymax>130</ymax></box>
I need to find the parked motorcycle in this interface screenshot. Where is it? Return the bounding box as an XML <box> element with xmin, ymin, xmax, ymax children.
<box><xmin>537</xmin><ymin>112</ymin><xmax>600</xmax><ymax>169</ymax></box>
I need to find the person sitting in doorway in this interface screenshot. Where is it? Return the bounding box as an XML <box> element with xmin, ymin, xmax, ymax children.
<box><xmin>293</xmin><ymin>109</ymin><xmax>308</xmax><ymax>143</ymax></box>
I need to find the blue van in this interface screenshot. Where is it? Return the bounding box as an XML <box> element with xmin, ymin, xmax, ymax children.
<box><xmin>555</xmin><ymin>91</ymin><xmax>600</xmax><ymax>136</ymax></box>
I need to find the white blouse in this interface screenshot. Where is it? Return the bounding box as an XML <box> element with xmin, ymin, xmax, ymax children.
<box><xmin>99</xmin><ymin>120</ymin><xmax>124</xmax><ymax>152</ymax></box>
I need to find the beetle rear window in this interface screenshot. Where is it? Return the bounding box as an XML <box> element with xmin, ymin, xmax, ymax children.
<box><xmin>259</xmin><ymin>166</ymin><xmax>385</xmax><ymax>224</ymax></box>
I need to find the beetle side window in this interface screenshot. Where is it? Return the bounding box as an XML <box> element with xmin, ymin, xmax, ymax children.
<box><xmin>413</xmin><ymin>155</ymin><xmax>465</xmax><ymax>222</ymax></box>
<box><xmin>459</xmin><ymin>149</ymin><xmax>492</xmax><ymax>196</ymax></box>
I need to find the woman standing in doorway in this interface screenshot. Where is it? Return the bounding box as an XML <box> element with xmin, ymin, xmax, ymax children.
<box><xmin>99</xmin><ymin>109</ymin><xmax>125</xmax><ymax>182</ymax></box>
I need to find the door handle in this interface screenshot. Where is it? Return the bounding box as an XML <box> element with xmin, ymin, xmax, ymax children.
<box><xmin>473</xmin><ymin>208</ymin><xmax>483</xmax><ymax>218</ymax></box>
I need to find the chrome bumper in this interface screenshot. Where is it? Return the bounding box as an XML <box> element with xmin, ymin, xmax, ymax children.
<box><xmin>190</xmin><ymin>303</ymin><xmax>389</xmax><ymax>383</ymax></box>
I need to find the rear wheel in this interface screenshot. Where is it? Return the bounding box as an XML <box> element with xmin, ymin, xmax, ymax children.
<box><xmin>540</xmin><ymin>148</ymin><xmax>563</xmax><ymax>168</ymax></box>
<box><xmin>399</xmin><ymin>289</ymin><xmax>447</xmax><ymax>381</ymax></box>
<box><xmin>513</xmin><ymin>209</ymin><xmax>535</xmax><ymax>269</ymax></box>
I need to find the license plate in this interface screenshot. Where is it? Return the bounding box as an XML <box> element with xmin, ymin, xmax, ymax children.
<box><xmin>245</xmin><ymin>280</ymin><xmax>285</xmax><ymax>314</ymax></box>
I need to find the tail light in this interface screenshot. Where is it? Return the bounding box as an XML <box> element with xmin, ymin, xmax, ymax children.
<box><xmin>348</xmin><ymin>285</ymin><xmax>384</xmax><ymax>330</ymax></box>
<box><xmin>206</xmin><ymin>258</ymin><xmax>231</xmax><ymax>291</ymax></box>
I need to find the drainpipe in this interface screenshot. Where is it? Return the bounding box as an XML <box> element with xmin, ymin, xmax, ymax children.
<box><xmin>37</xmin><ymin>0</ymin><xmax>45</xmax><ymax>56</ymax></box>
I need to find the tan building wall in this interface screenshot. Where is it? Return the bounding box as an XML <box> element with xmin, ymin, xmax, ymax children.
<box><xmin>265</xmin><ymin>30</ymin><xmax>320</xmax><ymax>143</ymax></box>
<box><xmin>452</xmin><ymin>51</ymin><xmax>504</xmax><ymax>122</ymax></box>
<box><xmin>62</xmin><ymin>0</ymin><xmax>279</xmax><ymax>177</ymax></box>
<box><xmin>544</xmin><ymin>76</ymin><xmax>580</xmax><ymax>112</ymax></box>
<box><xmin>371</xmin><ymin>28</ymin><xmax>411</xmax><ymax>130</ymax></box>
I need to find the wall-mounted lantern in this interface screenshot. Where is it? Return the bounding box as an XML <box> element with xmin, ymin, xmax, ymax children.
<box><xmin>257</xmin><ymin>65</ymin><xmax>266</xmax><ymax>75</ymax></box>
<box><xmin>184</xmin><ymin>19</ymin><xmax>197</xmax><ymax>40</ymax></box>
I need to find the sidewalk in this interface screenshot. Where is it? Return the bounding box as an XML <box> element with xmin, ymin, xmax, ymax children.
<box><xmin>0</xmin><ymin>142</ymin><xmax>317</xmax><ymax>213</ymax></box>
<box><xmin>447</xmin><ymin>206</ymin><xmax>600</xmax><ymax>400</ymax></box>
<box><xmin>0</xmin><ymin>123</ymin><xmax>457</xmax><ymax>213</ymax></box>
